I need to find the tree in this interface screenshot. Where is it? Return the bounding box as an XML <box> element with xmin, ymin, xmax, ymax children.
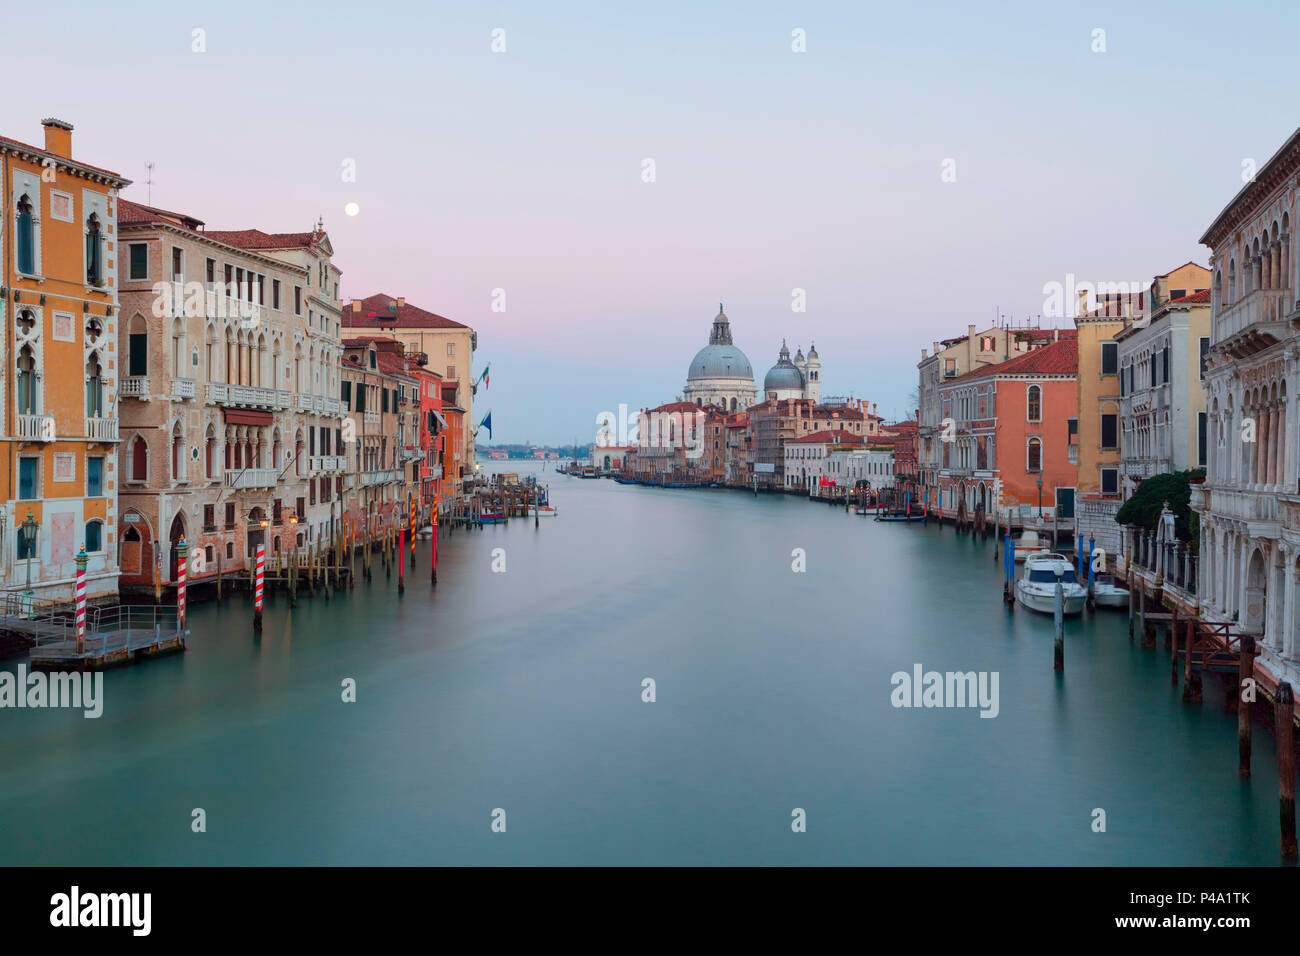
<box><xmin>1115</xmin><ymin>469</ymin><xmax>1205</xmax><ymax>546</ymax></box>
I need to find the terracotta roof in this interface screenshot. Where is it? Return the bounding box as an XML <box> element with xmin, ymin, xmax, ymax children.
<box><xmin>205</xmin><ymin>228</ymin><xmax>319</xmax><ymax>250</ymax></box>
<box><xmin>788</xmin><ymin>429</ymin><xmax>863</xmax><ymax>444</ymax></box>
<box><xmin>343</xmin><ymin>293</ymin><xmax>468</xmax><ymax>330</ymax></box>
<box><xmin>647</xmin><ymin>400</ymin><xmax>701</xmax><ymax>414</ymax></box>
<box><xmin>949</xmin><ymin>337</ymin><xmax>1078</xmax><ymax>382</ymax></box>
<box><xmin>1169</xmin><ymin>289</ymin><xmax>1211</xmax><ymax>304</ymax></box>
<box><xmin>118</xmin><ymin>197</ymin><xmax>204</xmax><ymax>229</ymax></box>
<box><xmin>0</xmin><ymin>134</ymin><xmax>127</xmax><ymax>182</ymax></box>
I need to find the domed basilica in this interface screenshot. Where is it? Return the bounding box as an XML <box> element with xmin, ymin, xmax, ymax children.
<box><xmin>682</xmin><ymin>305</ymin><xmax>821</xmax><ymax>411</ymax></box>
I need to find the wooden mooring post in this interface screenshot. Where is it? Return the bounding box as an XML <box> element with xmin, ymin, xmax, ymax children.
<box><xmin>1181</xmin><ymin>618</ymin><xmax>1201</xmax><ymax>703</ymax></box>
<box><xmin>1053</xmin><ymin>582</ymin><xmax>1064</xmax><ymax>672</ymax></box>
<box><xmin>1277</xmin><ymin>681</ymin><xmax>1296</xmax><ymax>862</ymax></box>
<box><xmin>1238</xmin><ymin>635</ymin><xmax>1255</xmax><ymax>778</ymax></box>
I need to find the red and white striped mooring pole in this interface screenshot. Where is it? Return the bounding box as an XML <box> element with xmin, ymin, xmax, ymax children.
<box><xmin>74</xmin><ymin>546</ymin><xmax>88</xmax><ymax>655</ymax></box>
<box><xmin>254</xmin><ymin>543</ymin><xmax>265</xmax><ymax>633</ymax></box>
<box><xmin>176</xmin><ymin>538</ymin><xmax>189</xmax><ymax>633</ymax></box>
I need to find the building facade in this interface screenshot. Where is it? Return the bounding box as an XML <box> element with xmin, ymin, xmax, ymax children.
<box><xmin>1117</xmin><ymin>287</ymin><xmax>1211</xmax><ymax>499</ymax></box>
<box><xmin>342</xmin><ymin>293</ymin><xmax>475</xmax><ymax>495</ymax></box>
<box><xmin>1195</xmin><ymin>127</ymin><xmax>1300</xmax><ymax>685</ymax></box>
<box><xmin>2</xmin><ymin>119</ymin><xmax>130</xmax><ymax>602</ymax></box>
<box><xmin>937</xmin><ymin>334</ymin><xmax>1079</xmax><ymax>528</ymax></box>
<box><xmin>115</xmin><ymin>200</ymin><xmax>344</xmax><ymax>590</ymax></box>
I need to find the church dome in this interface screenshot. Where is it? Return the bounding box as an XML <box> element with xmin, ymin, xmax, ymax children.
<box><xmin>688</xmin><ymin>344</ymin><xmax>753</xmax><ymax>381</ymax></box>
<box><xmin>763</xmin><ymin>340</ymin><xmax>805</xmax><ymax>391</ymax></box>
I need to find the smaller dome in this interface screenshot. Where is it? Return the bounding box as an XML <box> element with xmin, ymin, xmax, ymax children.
<box><xmin>807</xmin><ymin>342</ymin><xmax>818</xmax><ymax>360</ymax></box>
<box><xmin>764</xmin><ymin>341</ymin><xmax>805</xmax><ymax>391</ymax></box>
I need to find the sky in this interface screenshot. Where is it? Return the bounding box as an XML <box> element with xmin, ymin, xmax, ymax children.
<box><xmin>10</xmin><ymin>0</ymin><xmax>1299</xmax><ymax>443</ymax></box>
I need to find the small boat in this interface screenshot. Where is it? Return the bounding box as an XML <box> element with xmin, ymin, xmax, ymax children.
<box><xmin>580</xmin><ymin>467</ymin><xmax>597</xmax><ymax>478</ymax></box>
<box><xmin>1013</xmin><ymin>531</ymin><xmax>1043</xmax><ymax>563</ymax></box>
<box><xmin>1091</xmin><ymin>573</ymin><xmax>1130</xmax><ymax>608</ymax></box>
<box><xmin>1015</xmin><ymin>552</ymin><xmax>1087</xmax><ymax>615</ymax></box>
<box><xmin>531</xmin><ymin>505</ymin><xmax>558</xmax><ymax>517</ymax></box>
<box><xmin>471</xmin><ymin>513</ymin><xmax>508</xmax><ymax>524</ymax></box>
<box><xmin>873</xmin><ymin>512</ymin><xmax>925</xmax><ymax>522</ymax></box>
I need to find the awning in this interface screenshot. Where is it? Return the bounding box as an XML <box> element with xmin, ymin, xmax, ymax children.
<box><xmin>430</xmin><ymin>408</ymin><xmax>447</xmax><ymax>428</ymax></box>
<box><xmin>222</xmin><ymin>408</ymin><xmax>273</xmax><ymax>426</ymax></box>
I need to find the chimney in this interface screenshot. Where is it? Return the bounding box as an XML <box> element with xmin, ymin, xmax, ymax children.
<box><xmin>42</xmin><ymin>118</ymin><xmax>73</xmax><ymax>159</ymax></box>
<box><xmin>1053</xmin><ymin>328</ymin><xmax>1059</xmax><ymax>342</ymax></box>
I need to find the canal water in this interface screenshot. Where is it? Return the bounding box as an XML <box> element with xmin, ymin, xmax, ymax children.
<box><xmin>0</xmin><ymin>463</ymin><xmax>1284</xmax><ymax>865</ymax></box>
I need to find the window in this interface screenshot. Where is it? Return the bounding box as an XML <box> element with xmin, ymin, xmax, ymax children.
<box><xmin>87</xmin><ymin>456</ymin><xmax>104</xmax><ymax>497</ymax></box>
<box><xmin>294</xmin><ymin>286</ymin><xmax>302</xmax><ymax>314</ymax></box>
<box><xmin>16</xmin><ymin>193</ymin><xmax>36</xmax><ymax>275</ymax></box>
<box><xmin>129</xmin><ymin>244</ymin><xmax>149</xmax><ymax>280</ymax></box>
<box><xmin>1101</xmin><ymin>468</ymin><xmax>1119</xmax><ymax>495</ymax></box>
<box><xmin>382</xmin><ymin>389</ymin><xmax>389</xmax><ymax>413</ymax></box>
<box><xmin>225</xmin><ymin>264</ymin><xmax>233</xmax><ymax>292</ymax></box>
<box><xmin>86</xmin><ymin>214</ymin><xmax>104</xmax><ymax>285</ymax></box>
<box><xmin>1026</xmin><ymin>438</ymin><xmax>1042</xmax><ymax>472</ymax></box>
<box><xmin>447</xmin><ymin>342</ymin><xmax>457</xmax><ymax>356</ymax></box>
<box><xmin>1100</xmin><ymin>412</ymin><xmax>1118</xmax><ymax>450</ymax></box>
<box><xmin>16</xmin><ymin>344</ymin><xmax>38</xmax><ymax>415</ymax></box>
<box><xmin>203</xmin><ymin>504</ymin><xmax>216</xmax><ymax>531</ymax></box>
<box><xmin>1100</xmin><ymin>342</ymin><xmax>1117</xmax><ymax>375</ymax></box>
<box><xmin>341</xmin><ymin>380</ymin><xmax>352</xmax><ymax>409</ymax></box>
<box><xmin>85</xmin><ymin>521</ymin><xmax>103</xmax><ymax>553</ymax></box>
<box><xmin>1161</xmin><ymin>346</ymin><xmax>1170</xmax><ymax>384</ymax></box>
<box><xmin>18</xmin><ymin>457</ymin><xmax>39</xmax><ymax>500</ymax></box>
<box><xmin>1169</xmin><ymin>289</ymin><xmax>1186</xmax><ymax>300</ymax></box>
<box><xmin>225</xmin><ymin>503</ymin><xmax>236</xmax><ymax>529</ymax></box>
<box><xmin>1026</xmin><ymin>385</ymin><xmax>1042</xmax><ymax>422</ymax></box>
<box><xmin>206</xmin><ymin>257</ymin><xmax>216</xmax><ymax>286</ymax></box>
<box><xmin>446</xmin><ymin>366</ymin><xmax>456</xmax><ymax>381</ymax></box>
<box><xmin>1199</xmin><ymin>336</ymin><xmax>1210</xmax><ymax>379</ymax></box>
<box><xmin>171</xmin><ymin>247</ymin><xmax>184</xmax><ymax>281</ymax></box>
<box><xmin>273</xmin><ymin>279</ymin><xmax>281</xmax><ymax>310</ymax></box>
<box><xmin>1197</xmin><ymin>412</ymin><xmax>1207</xmax><ymax>468</ymax></box>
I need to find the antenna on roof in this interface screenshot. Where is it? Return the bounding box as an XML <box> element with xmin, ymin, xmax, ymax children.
<box><xmin>145</xmin><ymin>162</ymin><xmax>154</xmax><ymax>205</ymax></box>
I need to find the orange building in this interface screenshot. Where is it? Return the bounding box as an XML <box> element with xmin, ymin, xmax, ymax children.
<box><xmin>2</xmin><ymin>119</ymin><xmax>131</xmax><ymax>602</ymax></box>
<box><xmin>937</xmin><ymin>333</ymin><xmax>1078</xmax><ymax>529</ymax></box>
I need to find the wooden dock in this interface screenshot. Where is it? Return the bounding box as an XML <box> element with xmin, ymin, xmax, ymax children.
<box><xmin>0</xmin><ymin>596</ymin><xmax>186</xmax><ymax>670</ymax></box>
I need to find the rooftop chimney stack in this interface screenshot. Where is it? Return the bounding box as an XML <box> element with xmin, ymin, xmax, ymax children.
<box><xmin>41</xmin><ymin>118</ymin><xmax>73</xmax><ymax>159</ymax></box>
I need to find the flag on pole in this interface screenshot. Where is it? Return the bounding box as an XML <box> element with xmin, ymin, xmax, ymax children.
<box><xmin>482</xmin><ymin>364</ymin><xmax>490</xmax><ymax>389</ymax></box>
<box><xmin>479</xmin><ymin>410</ymin><xmax>493</xmax><ymax>439</ymax></box>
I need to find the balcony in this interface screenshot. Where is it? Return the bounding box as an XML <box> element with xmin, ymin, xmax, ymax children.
<box><xmin>322</xmin><ymin>397</ymin><xmax>341</xmax><ymax>417</ymax></box>
<box><xmin>16</xmin><ymin>413</ymin><xmax>55</xmax><ymax>442</ymax></box>
<box><xmin>85</xmin><ymin>417</ymin><xmax>118</xmax><ymax>442</ymax></box>
<box><xmin>361</xmin><ymin>468</ymin><xmax>402</xmax><ymax>487</ymax></box>
<box><xmin>1214</xmin><ymin>288</ymin><xmax>1293</xmax><ymax>357</ymax></box>
<box><xmin>207</xmin><ymin>383</ymin><xmax>284</xmax><ymax>410</ymax></box>
<box><xmin>120</xmin><ymin>376</ymin><xmax>149</xmax><ymax>400</ymax></box>
<box><xmin>224</xmin><ymin>468</ymin><xmax>279</xmax><ymax>490</ymax></box>
<box><xmin>399</xmin><ymin>446</ymin><xmax>422</xmax><ymax>461</ymax></box>
<box><xmin>364</xmin><ymin>409</ymin><xmax>380</xmax><ymax>426</ymax></box>
<box><xmin>297</xmin><ymin>393</ymin><xmax>314</xmax><ymax>413</ymax></box>
<box><xmin>311</xmin><ymin>455</ymin><xmax>346</xmax><ymax>473</ymax></box>
<box><xmin>172</xmin><ymin>378</ymin><xmax>195</xmax><ymax>401</ymax></box>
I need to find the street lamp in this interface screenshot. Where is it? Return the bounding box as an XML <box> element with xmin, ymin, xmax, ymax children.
<box><xmin>1036</xmin><ymin>474</ymin><xmax>1044</xmax><ymax>520</ymax></box>
<box><xmin>20</xmin><ymin>512</ymin><xmax>39</xmax><ymax>606</ymax></box>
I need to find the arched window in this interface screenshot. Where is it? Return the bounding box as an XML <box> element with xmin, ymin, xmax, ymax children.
<box><xmin>16</xmin><ymin>345</ymin><xmax>37</xmax><ymax>415</ymax></box>
<box><xmin>131</xmin><ymin>435</ymin><xmax>148</xmax><ymax>481</ymax></box>
<box><xmin>128</xmin><ymin>314</ymin><xmax>149</xmax><ymax>377</ymax></box>
<box><xmin>1026</xmin><ymin>385</ymin><xmax>1042</xmax><ymax>422</ymax></box>
<box><xmin>171</xmin><ymin>422</ymin><xmax>184</xmax><ymax>480</ymax></box>
<box><xmin>84</xmin><ymin>520</ymin><xmax>104</xmax><ymax>553</ymax></box>
<box><xmin>16</xmin><ymin>193</ymin><xmax>36</xmax><ymax>275</ymax></box>
<box><xmin>205</xmin><ymin>424</ymin><xmax>218</xmax><ymax>479</ymax></box>
<box><xmin>86</xmin><ymin>212</ymin><xmax>103</xmax><ymax>286</ymax></box>
<box><xmin>86</xmin><ymin>352</ymin><xmax>104</xmax><ymax>418</ymax></box>
<box><xmin>1026</xmin><ymin>437</ymin><xmax>1042</xmax><ymax>472</ymax></box>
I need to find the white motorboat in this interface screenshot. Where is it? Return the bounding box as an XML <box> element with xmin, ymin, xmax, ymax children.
<box><xmin>1015</xmin><ymin>551</ymin><xmax>1087</xmax><ymax>615</ymax></box>
<box><xmin>531</xmin><ymin>505</ymin><xmax>558</xmax><ymax>517</ymax></box>
<box><xmin>1012</xmin><ymin>530</ymin><xmax>1043</xmax><ymax>563</ymax></box>
<box><xmin>1091</xmin><ymin>572</ymin><xmax>1130</xmax><ymax>609</ymax></box>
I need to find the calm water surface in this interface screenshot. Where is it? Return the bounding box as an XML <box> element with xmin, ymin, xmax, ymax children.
<box><xmin>0</xmin><ymin>463</ymin><xmax>1283</xmax><ymax>864</ymax></box>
